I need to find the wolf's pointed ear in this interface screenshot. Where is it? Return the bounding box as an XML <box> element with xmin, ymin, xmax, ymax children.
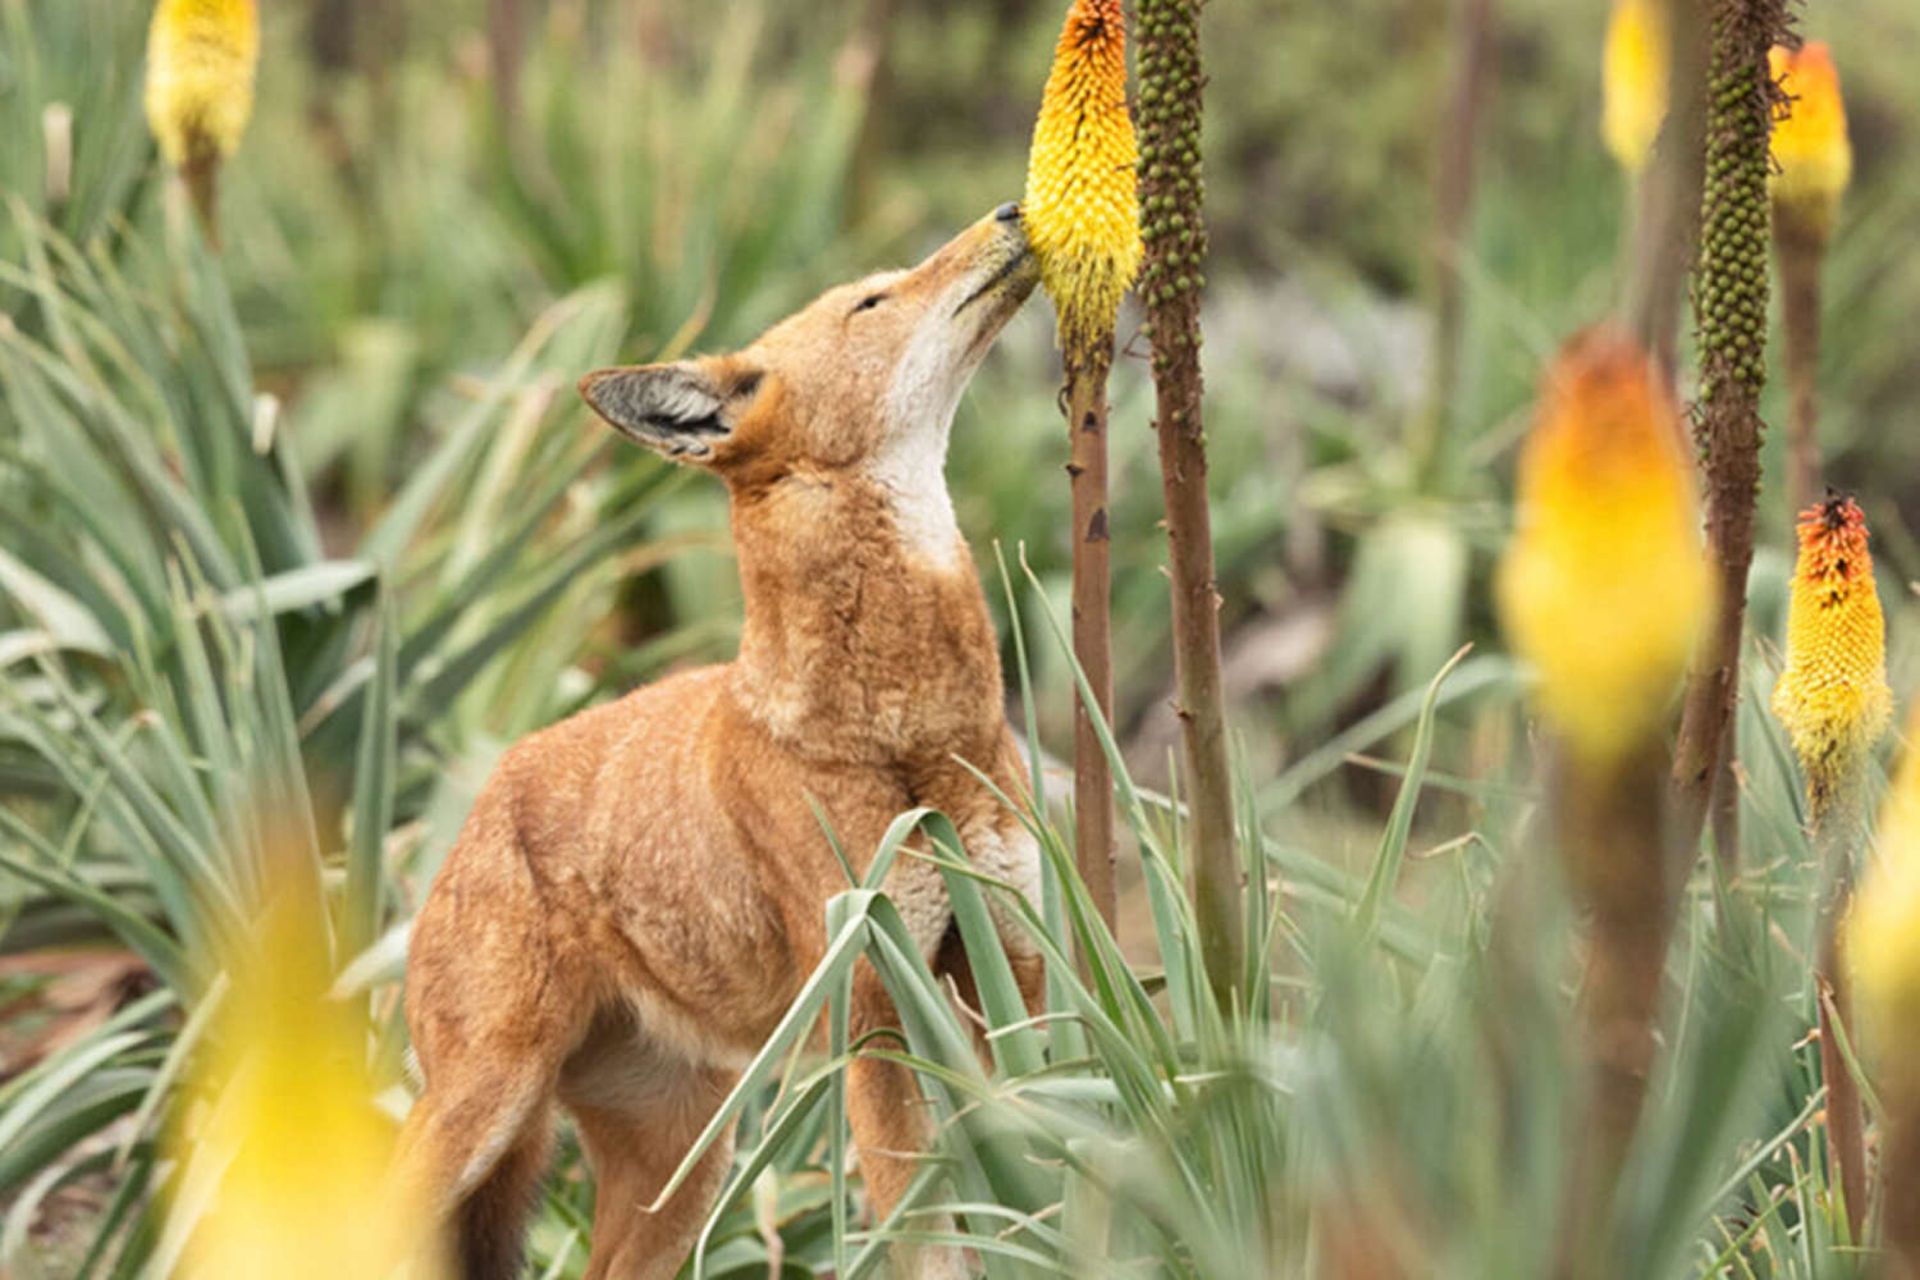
<box><xmin>577</xmin><ymin>361</ymin><xmax>761</xmax><ymax>462</ymax></box>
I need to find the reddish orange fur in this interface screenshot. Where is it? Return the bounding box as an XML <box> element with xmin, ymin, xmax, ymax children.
<box><xmin>398</xmin><ymin>209</ymin><xmax>1044</xmax><ymax>1280</ymax></box>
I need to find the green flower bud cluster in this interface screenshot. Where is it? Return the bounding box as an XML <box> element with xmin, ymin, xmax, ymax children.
<box><xmin>1694</xmin><ymin>0</ymin><xmax>1785</xmax><ymax>405</ymax></box>
<box><xmin>1136</xmin><ymin>0</ymin><xmax>1207</xmax><ymax>377</ymax></box>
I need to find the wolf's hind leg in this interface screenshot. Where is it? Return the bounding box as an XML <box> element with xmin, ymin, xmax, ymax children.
<box><xmin>569</xmin><ymin>1066</ymin><xmax>738</xmax><ymax>1280</ymax></box>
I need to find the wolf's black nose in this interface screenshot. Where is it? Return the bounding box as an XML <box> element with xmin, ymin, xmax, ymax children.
<box><xmin>994</xmin><ymin>201</ymin><xmax>1021</xmax><ymax>224</ymax></box>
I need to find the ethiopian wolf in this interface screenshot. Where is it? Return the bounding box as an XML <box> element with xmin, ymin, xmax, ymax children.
<box><xmin>399</xmin><ymin>204</ymin><xmax>1046</xmax><ymax>1280</ymax></box>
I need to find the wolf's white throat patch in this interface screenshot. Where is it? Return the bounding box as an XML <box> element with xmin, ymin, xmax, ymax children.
<box><xmin>873</xmin><ymin>280</ymin><xmax>988</xmax><ymax>572</ymax></box>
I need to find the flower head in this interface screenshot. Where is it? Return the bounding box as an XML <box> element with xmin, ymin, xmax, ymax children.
<box><xmin>1603</xmin><ymin>0</ymin><xmax>1670</xmax><ymax>174</ymax></box>
<box><xmin>1769</xmin><ymin>42</ymin><xmax>1853</xmax><ymax>237</ymax></box>
<box><xmin>177</xmin><ymin>847</ymin><xmax>442</xmax><ymax>1278</ymax></box>
<box><xmin>1024</xmin><ymin>0</ymin><xmax>1143</xmax><ymax>351</ymax></box>
<box><xmin>1770</xmin><ymin>496</ymin><xmax>1891</xmax><ymax>809</ymax></box>
<box><xmin>1852</xmin><ymin>704</ymin><xmax>1920</xmax><ymax>1067</ymax></box>
<box><xmin>145</xmin><ymin>0</ymin><xmax>260</xmax><ymax>167</ymax></box>
<box><xmin>1497</xmin><ymin>331</ymin><xmax>1710</xmax><ymax>768</ymax></box>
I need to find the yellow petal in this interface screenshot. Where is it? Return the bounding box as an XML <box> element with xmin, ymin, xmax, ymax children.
<box><xmin>1853</xmin><ymin>704</ymin><xmax>1920</xmax><ymax>1061</ymax></box>
<box><xmin>145</xmin><ymin>0</ymin><xmax>260</xmax><ymax>166</ymax></box>
<box><xmin>1603</xmin><ymin>0</ymin><xmax>1669</xmax><ymax>174</ymax></box>
<box><xmin>1024</xmin><ymin>0</ymin><xmax>1143</xmax><ymax>348</ymax></box>
<box><xmin>1769</xmin><ymin>495</ymin><xmax>1891</xmax><ymax>807</ymax></box>
<box><xmin>177</xmin><ymin>844</ymin><xmax>444</xmax><ymax>1278</ymax></box>
<box><xmin>1769</xmin><ymin>42</ymin><xmax>1853</xmax><ymax>235</ymax></box>
<box><xmin>1497</xmin><ymin>331</ymin><xmax>1710</xmax><ymax>767</ymax></box>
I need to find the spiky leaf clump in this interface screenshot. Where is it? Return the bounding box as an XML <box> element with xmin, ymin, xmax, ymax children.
<box><xmin>1024</xmin><ymin>0</ymin><xmax>1143</xmax><ymax>354</ymax></box>
<box><xmin>1769</xmin><ymin>496</ymin><xmax>1891</xmax><ymax>811</ymax></box>
<box><xmin>1497</xmin><ymin>332</ymin><xmax>1710</xmax><ymax>768</ymax></box>
<box><xmin>145</xmin><ymin>0</ymin><xmax>260</xmax><ymax>166</ymax></box>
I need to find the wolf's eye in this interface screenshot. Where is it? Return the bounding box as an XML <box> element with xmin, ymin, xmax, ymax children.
<box><xmin>852</xmin><ymin>293</ymin><xmax>888</xmax><ymax>315</ymax></box>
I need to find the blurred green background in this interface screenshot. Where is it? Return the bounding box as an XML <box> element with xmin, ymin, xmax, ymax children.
<box><xmin>3</xmin><ymin>0</ymin><xmax>1920</xmax><ymax>1275</ymax></box>
<box><xmin>9</xmin><ymin>0</ymin><xmax>1920</xmax><ymax>776</ymax></box>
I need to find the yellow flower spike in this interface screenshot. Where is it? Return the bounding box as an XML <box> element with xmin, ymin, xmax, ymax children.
<box><xmin>1024</xmin><ymin>0</ymin><xmax>1143</xmax><ymax>352</ymax></box>
<box><xmin>145</xmin><ymin>0</ymin><xmax>259</xmax><ymax>167</ymax></box>
<box><xmin>1602</xmin><ymin>0</ymin><xmax>1670</xmax><ymax>174</ymax></box>
<box><xmin>1769</xmin><ymin>42</ymin><xmax>1853</xmax><ymax>238</ymax></box>
<box><xmin>1497</xmin><ymin>331</ymin><xmax>1711</xmax><ymax>769</ymax></box>
<box><xmin>1769</xmin><ymin>495</ymin><xmax>1891</xmax><ymax>812</ymax></box>
<box><xmin>1852</xmin><ymin>706</ymin><xmax>1920</xmax><ymax>1069</ymax></box>
<box><xmin>176</xmin><ymin>849</ymin><xmax>444</xmax><ymax>1279</ymax></box>
<box><xmin>1771</xmin><ymin>498</ymin><xmax>1887</xmax><ymax>1237</ymax></box>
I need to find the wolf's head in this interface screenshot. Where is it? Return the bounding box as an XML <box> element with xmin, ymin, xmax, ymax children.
<box><xmin>579</xmin><ymin>205</ymin><xmax>1035</xmax><ymax>499</ymax></box>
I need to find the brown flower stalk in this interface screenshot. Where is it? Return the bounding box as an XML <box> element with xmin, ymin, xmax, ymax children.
<box><xmin>1135</xmin><ymin>0</ymin><xmax>1245</xmax><ymax>1000</ymax></box>
<box><xmin>1411</xmin><ymin>0</ymin><xmax>1496</xmax><ymax>475</ymax></box>
<box><xmin>1669</xmin><ymin>0</ymin><xmax>1791</xmax><ymax>866</ymax></box>
<box><xmin>1497</xmin><ymin>333</ymin><xmax>1709</xmax><ymax>1276</ymax></box>
<box><xmin>1615</xmin><ymin>0</ymin><xmax>1709</xmax><ymax>377</ymax></box>
<box><xmin>1768</xmin><ymin>42</ymin><xmax>1853</xmax><ymax>516</ymax></box>
<box><xmin>1025</xmin><ymin>0</ymin><xmax>1143</xmax><ymax>936</ymax></box>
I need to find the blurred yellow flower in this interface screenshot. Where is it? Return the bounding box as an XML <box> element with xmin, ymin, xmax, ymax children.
<box><xmin>1852</xmin><ymin>705</ymin><xmax>1920</xmax><ymax>1056</ymax></box>
<box><xmin>1602</xmin><ymin>0</ymin><xmax>1669</xmax><ymax>174</ymax></box>
<box><xmin>175</xmin><ymin>868</ymin><xmax>443</xmax><ymax>1279</ymax></box>
<box><xmin>1024</xmin><ymin>0</ymin><xmax>1143</xmax><ymax>350</ymax></box>
<box><xmin>1769</xmin><ymin>42</ymin><xmax>1853</xmax><ymax>237</ymax></box>
<box><xmin>145</xmin><ymin>0</ymin><xmax>260</xmax><ymax>167</ymax></box>
<box><xmin>1769</xmin><ymin>496</ymin><xmax>1891</xmax><ymax>810</ymax></box>
<box><xmin>1497</xmin><ymin>331</ymin><xmax>1710</xmax><ymax>767</ymax></box>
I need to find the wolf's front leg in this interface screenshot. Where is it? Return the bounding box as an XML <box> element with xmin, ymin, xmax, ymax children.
<box><xmin>848</xmin><ymin>974</ymin><xmax>975</xmax><ymax>1279</ymax></box>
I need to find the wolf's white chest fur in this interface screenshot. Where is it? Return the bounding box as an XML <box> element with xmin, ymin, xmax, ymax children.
<box><xmin>869</xmin><ymin>277</ymin><xmax>997</xmax><ymax>573</ymax></box>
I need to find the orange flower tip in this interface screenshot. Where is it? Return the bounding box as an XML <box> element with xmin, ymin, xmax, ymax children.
<box><xmin>1496</xmin><ymin>329</ymin><xmax>1710</xmax><ymax>768</ymax></box>
<box><xmin>145</xmin><ymin>0</ymin><xmax>261</xmax><ymax>168</ymax></box>
<box><xmin>1770</xmin><ymin>492</ymin><xmax>1891</xmax><ymax>800</ymax></box>
<box><xmin>1768</xmin><ymin>41</ymin><xmax>1852</xmax><ymax>237</ymax></box>
<box><xmin>1602</xmin><ymin>0</ymin><xmax>1669</xmax><ymax>175</ymax></box>
<box><xmin>1023</xmin><ymin>0</ymin><xmax>1143</xmax><ymax>350</ymax></box>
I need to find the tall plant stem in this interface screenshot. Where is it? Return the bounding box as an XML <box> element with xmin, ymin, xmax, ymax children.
<box><xmin>1776</xmin><ymin>217</ymin><xmax>1828</xmax><ymax>515</ymax></box>
<box><xmin>183</xmin><ymin>147</ymin><xmax>221</xmax><ymax>249</ymax></box>
<box><xmin>1138</xmin><ymin>0</ymin><xmax>1245</xmax><ymax>1002</ymax></box>
<box><xmin>1810</xmin><ymin>790</ymin><xmax>1869</xmax><ymax>1241</ymax></box>
<box><xmin>1670</xmin><ymin>0</ymin><xmax>1786</xmax><ymax>861</ymax></box>
<box><xmin>488</xmin><ymin>0</ymin><xmax>528</xmax><ymax>130</ymax></box>
<box><xmin>1622</xmin><ymin>0</ymin><xmax>1709</xmax><ymax>377</ymax></box>
<box><xmin>846</xmin><ymin>0</ymin><xmax>899</xmax><ymax>223</ymax></box>
<box><xmin>1412</xmin><ymin>0</ymin><xmax>1495</xmax><ymax>478</ymax></box>
<box><xmin>1065</xmin><ymin>344</ymin><xmax>1118</xmax><ymax>940</ymax></box>
<box><xmin>1888</xmin><ymin>1096</ymin><xmax>1920</xmax><ymax>1279</ymax></box>
<box><xmin>1148</xmin><ymin>293</ymin><xmax>1240</xmax><ymax>998</ymax></box>
<box><xmin>1557</xmin><ymin>744</ymin><xmax>1679</xmax><ymax>1280</ymax></box>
